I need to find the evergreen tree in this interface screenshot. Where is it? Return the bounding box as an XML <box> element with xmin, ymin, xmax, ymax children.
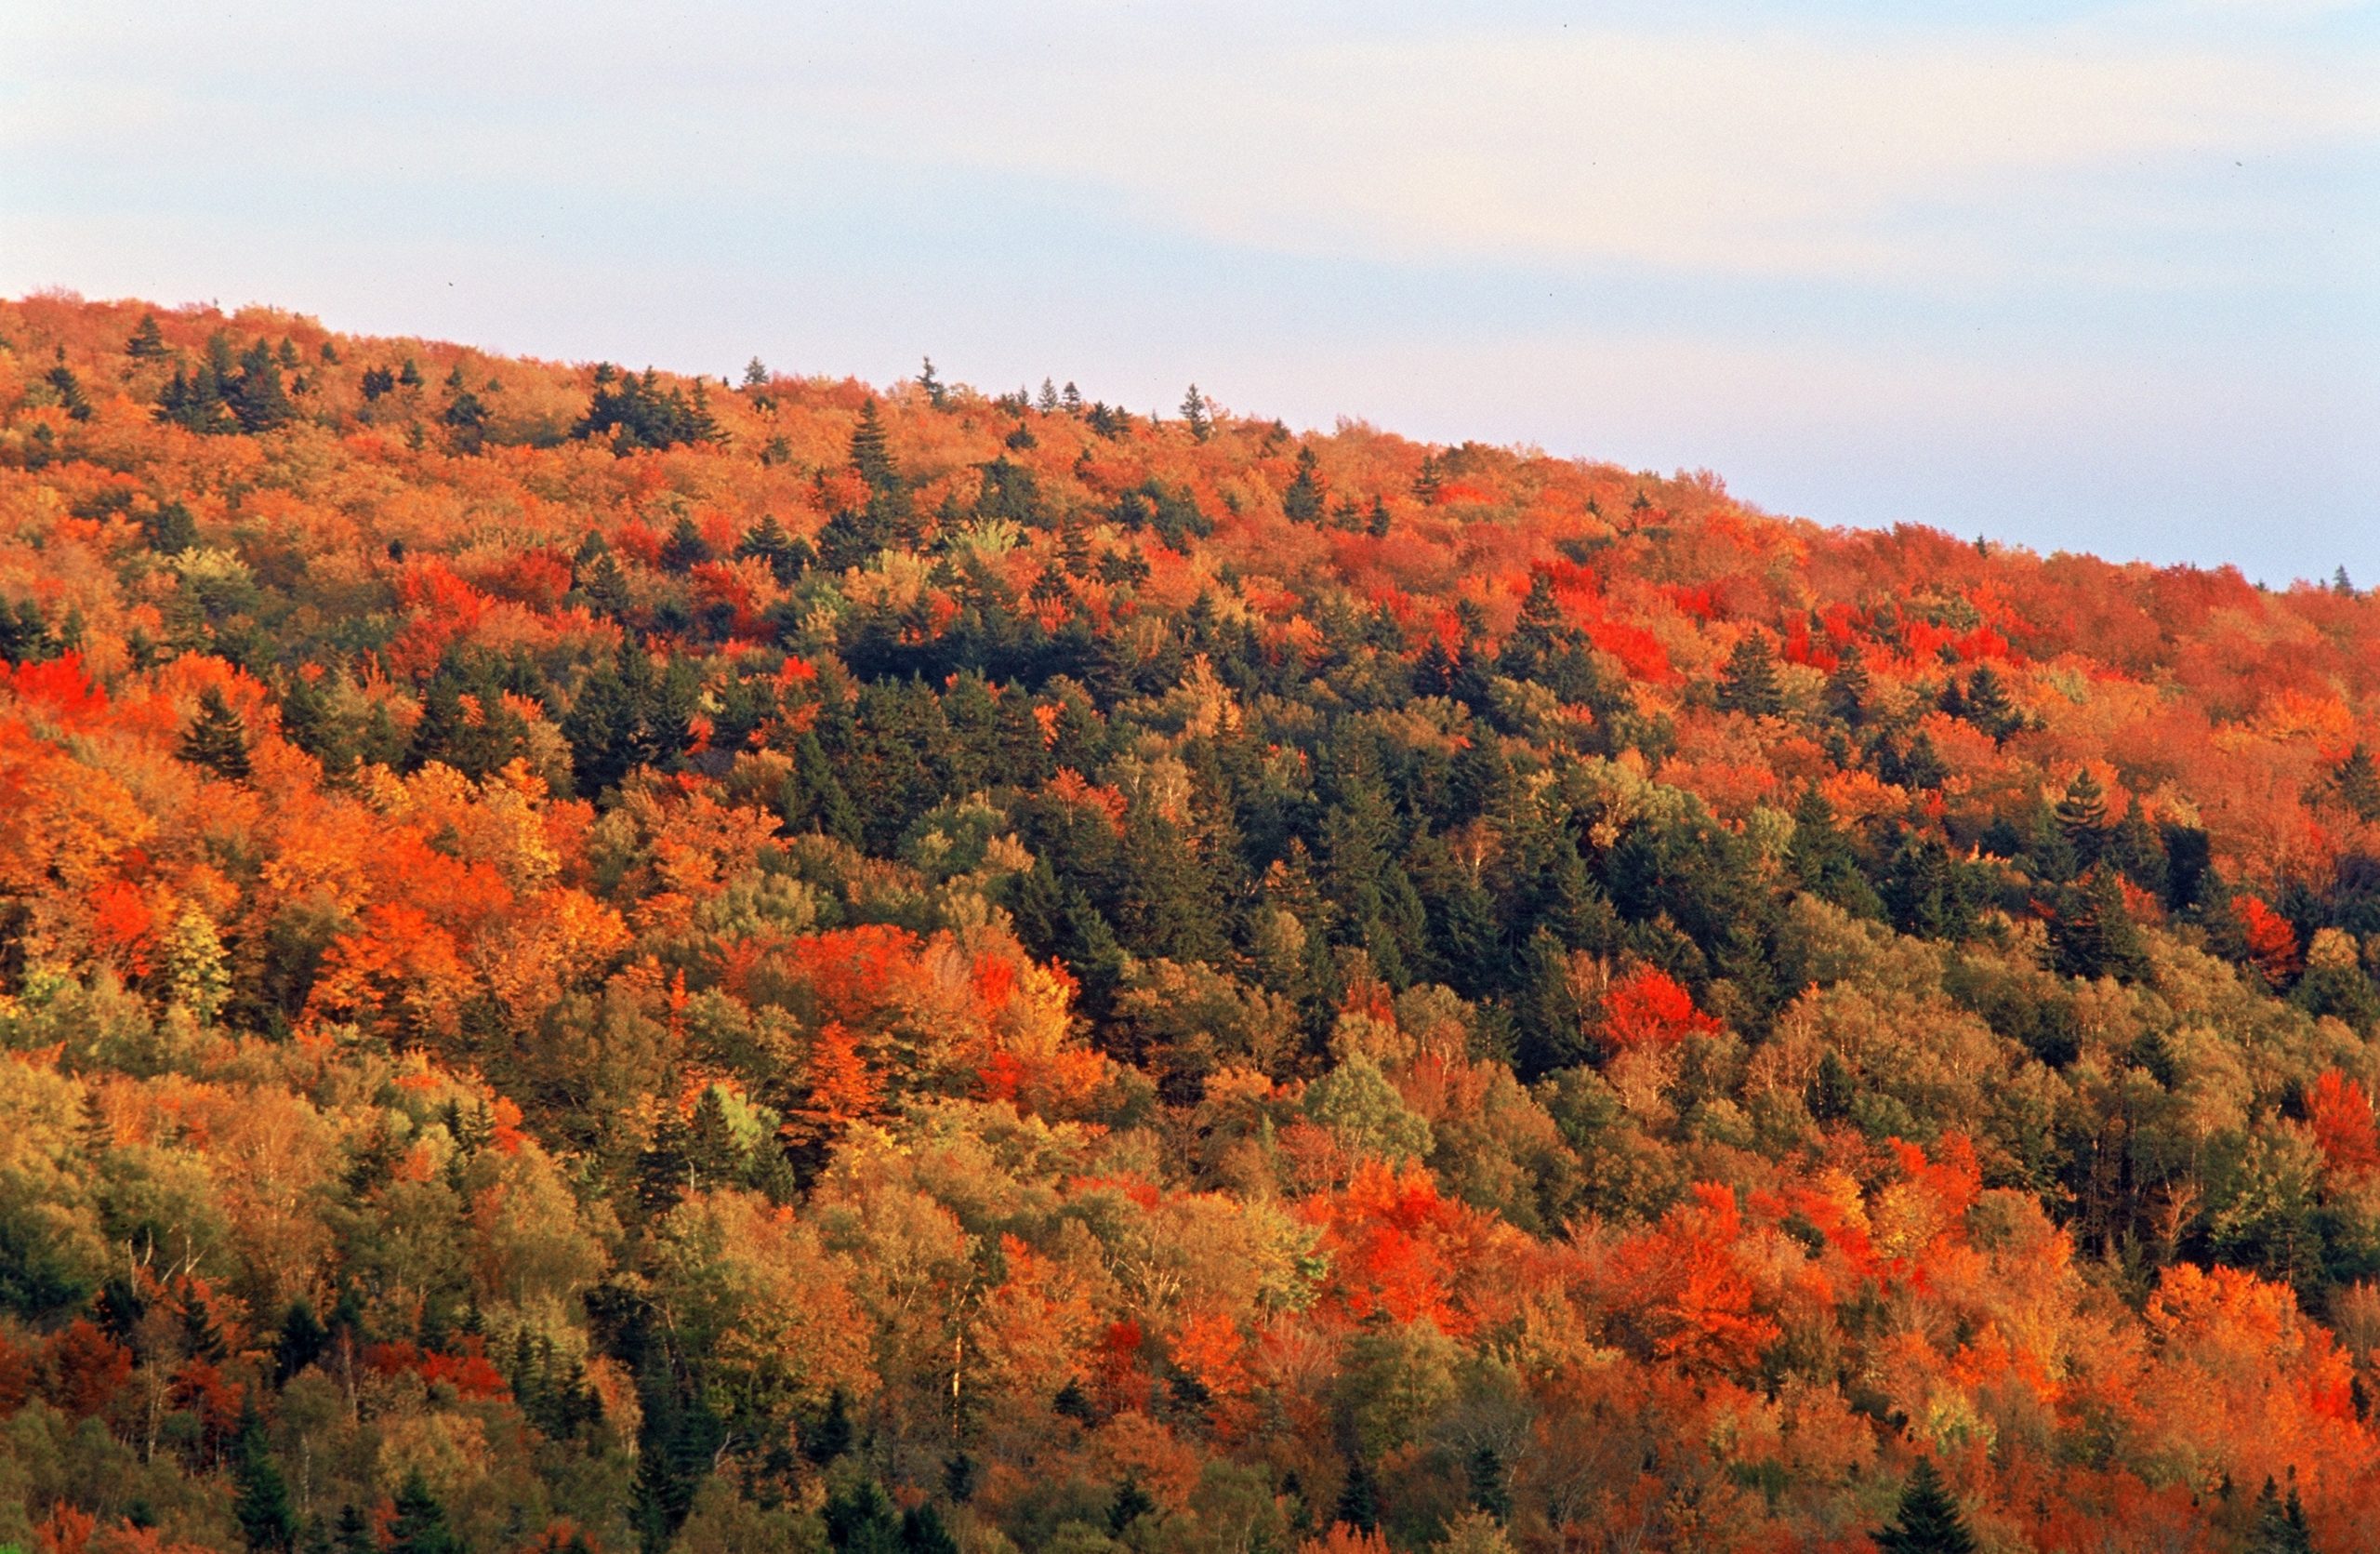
<box><xmin>232</xmin><ymin>1404</ymin><xmax>299</xmax><ymax>1551</ymax></box>
<box><xmin>1335</xmin><ymin>1455</ymin><xmax>1380</xmax><ymax>1534</ymax></box>
<box><xmin>1180</xmin><ymin>384</ymin><xmax>1211</xmax><ymax>441</ymax></box>
<box><xmin>1366</xmin><ymin>494</ymin><xmax>1392</xmax><ymax>537</ymax></box>
<box><xmin>2050</xmin><ymin>866</ymin><xmax>2148</xmax><ymax>982</ymax></box>
<box><xmin>180</xmin><ymin>686</ymin><xmax>253</xmax><ymax>779</ymax></box>
<box><xmin>45</xmin><ymin>352</ymin><xmax>94</xmax><ymax>421</ymax></box>
<box><xmin>332</xmin><ymin>1506</ymin><xmax>373</xmax><ymax>1554</ymax></box>
<box><xmin>388</xmin><ymin>1470</ymin><xmax>462</xmax><ymax>1554</ymax></box>
<box><xmin>737</xmin><ymin>514</ymin><xmax>804</xmax><ymax>583</ymax></box>
<box><xmin>1962</xmin><ymin>663</ymin><xmax>2021</xmax><ymax>741</ymax></box>
<box><xmin>1824</xmin><ymin>641</ymin><xmax>1872</xmax><ymax>724</ymax></box>
<box><xmin>1715</xmin><ymin>631</ymin><xmax>1784</xmax><ymax>716</ymax></box>
<box><xmin>1873</xmin><ymin>1458</ymin><xmax>1976</xmax><ymax>1554</ymax></box>
<box><xmin>231</xmin><ymin>339</ymin><xmax>298</xmax><ymax>432</ymax></box>
<box><xmin>2054</xmin><ymin>768</ymin><xmax>2110</xmax><ymax>867</ymax></box>
<box><xmin>2337</xmin><ymin>744</ymin><xmax>2380</xmax><ymax>824</ymax></box>
<box><xmin>142</xmin><ymin>498</ymin><xmax>201</xmax><ymax>555</ymax></box>
<box><xmin>126</xmin><ymin>312</ymin><xmax>168</xmax><ymax>358</ymax></box>
<box><xmin>2245</xmin><ymin>1476</ymin><xmax>2314</xmax><ymax>1554</ymax></box>
<box><xmin>1282</xmin><ymin>445</ymin><xmax>1323</xmax><ymax>524</ymax></box>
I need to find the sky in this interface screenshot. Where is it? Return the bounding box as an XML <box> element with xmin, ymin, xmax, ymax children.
<box><xmin>4</xmin><ymin>1</ymin><xmax>2376</xmax><ymax>583</ymax></box>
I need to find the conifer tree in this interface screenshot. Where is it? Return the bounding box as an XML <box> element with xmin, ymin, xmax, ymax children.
<box><xmin>2337</xmin><ymin>744</ymin><xmax>2380</xmax><ymax>824</ymax></box>
<box><xmin>2055</xmin><ymin>768</ymin><xmax>2110</xmax><ymax>866</ymax></box>
<box><xmin>388</xmin><ymin>1470</ymin><xmax>462</xmax><ymax>1554</ymax></box>
<box><xmin>1824</xmin><ymin>641</ymin><xmax>1871</xmax><ymax>724</ymax></box>
<box><xmin>1963</xmin><ymin>663</ymin><xmax>2021</xmax><ymax>740</ymax></box>
<box><xmin>232</xmin><ymin>1403</ymin><xmax>299</xmax><ymax>1551</ymax></box>
<box><xmin>1282</xmin><ymin>445</ymin><xmax>1323</xmax><ymax>524</ymax></box>
<box><xmin>1873</xmin><ymin>1458</ymin><xmax>1976</xmax><ymax>1554</ymax></box>
<box><xmin>126</xmin><ymin>312</ymin><xmax>167</xmax><ymax>358</ymax></box>
<box><xmin>1716</xmin><ymin>631</ymin><xmax>1784</xmax><ymax>717</ymax></box>
<box><xmin>181</xmin><ymin>686</ymin><xmax>253</xmax><ymax>779</ymax></box>
<box><xmin>2246</xmin><ymin>1476</ymin><xmax>2314</xmax><ymax>1554</ymax></box>
<box><xmin>1180</xmin><ymin>384</ymin><xmax>1211</xmax><ymax>441</ymax></box>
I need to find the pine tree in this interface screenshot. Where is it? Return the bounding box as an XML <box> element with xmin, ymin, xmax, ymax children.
<box><xmin>231</xmin><ymin>339</ymin><xmax>298</xmax><ymax>432</ymax></box>
<box><xmin>1824</xmin><ymin>641</ymin><xmax>1871</xmax><ymax>724</ymax></box>
<box><xmin>180</xmin><ymin>686</ymin><xmax>254</xmax><ymax>779</ymax></box>
<box><xmin>45</xmin><ymin>352</ymin><xmax>94</xmax><ymax>422</ymax></box>
<box><xmin>1335</xmin><ymin>1455</ymin><xmax>1381</xmax><ymax>1534</ymax></box>
<box><xmin>1873</xmin><ymin>1458</ymin><xmax>1976</xmax><ymax>1554</ymax></box>
<box><xmin>2338</xmin><ymin>744</ymin><xmax>2380</xmax><ymax>824</ymax></box>
<box><xmin>1716</xmin><ymin>631</ymin><xmax>1784</xmax><ymax>717</ymax></box>
<box><xmin>232</xmin><ymin>1403</ymin><xmax>299</xmax><ymax>1551</ymax></box>
<box><xmin>1282</xmin><ymin>445</ymin><xmax>1323</xmax><ymax>524</ymax></box>
<box><xmin>388</xmin><ymin>1470</ymin><xmax>462</xmax><ymax>1554</ymax></box>
<box><xmin>2055</xmin><ymin>768</ymin><xmax>2110</xmax><ymax>866</ymax></box>
<box><xmin>1963</xmin><ymin>663</ymin><xmax>2021</xmax><ymax>741</ymax></box>
<box><xmin>126</xmin><ymin>312</ymin><xmax>168</xmax><ymax>359</ymax></box>
<box><xmin>2245</xmin><ymin>1476</ymin><xmax>2314</xmax><ymax>1554</ymax></box>
<box><xmin>1180</xmin><ymin>384</ymin><xmax>1211</xmax><ymax>441</ymax></box>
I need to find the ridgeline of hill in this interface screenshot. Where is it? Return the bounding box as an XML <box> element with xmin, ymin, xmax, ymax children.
<box><xmin>1</xmin><ymin>290</ymin><xmax>2377</xmax><ymax>1552</ymax></box>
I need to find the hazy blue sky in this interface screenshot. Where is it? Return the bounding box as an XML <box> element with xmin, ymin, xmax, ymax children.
<box><xmin>6</xmin><ymin>1</ymin><xmax>2375</xmax><ymax>582</ymax></box>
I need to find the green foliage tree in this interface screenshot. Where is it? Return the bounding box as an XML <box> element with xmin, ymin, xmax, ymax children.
<box><xmin>1873</xmin><ymin>1458</ymin><xmax>1976</xmax><ymax>1554</ymax></box>
<box><xmin>1716</xmin><ymin>631</ymin><xmax>1783</xmax><ymax>717</ymax></box>
<box><xmin>180</xmin><ymin>685</ymin><xmax>253</xmax><ymax>779</ymax></box>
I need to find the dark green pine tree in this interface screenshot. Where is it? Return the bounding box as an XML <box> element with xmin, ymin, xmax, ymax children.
<box><xmin>231</xmin><ymin>339</ymin><xmax>298</xmax><ymax>432</ymax></box>
<box><xmin>387</xmin><ymin>1470</ymin><xmax>463</xmax><ymax>1554</ymax></box>
<box><xmin>1282</xmin><ymin>445</ymin><xmax>1324</xmax><ymax>525</ymax></box>
<box><xmin>819</xmin><ymin>400</ymin><xmax>918</xmax><ymax>566</ymax></box>
<box><xmin>45</xmin><ymin>352</ymin><xmax>94</xmax><ymax>422</ymax></box>
<box><xmin>232</xmin><ymin>1402</ymin><xmax>299</xmax><ymax>1551</ymax></box>
<box><xmin>1789</xmin><ymin>785</ymin><xmax>1884</xmax><ymax>920</ymax></box>
<box><xmin>1179</xmin><ymin>384</ymin><xmax>1211</xmax><ymax>441</ymax></box>
<box><xmin>1107</xmin><ymin>1473</ymin><xmax>1157</xmax><ymax>1536</ymax></box>
<box><xmin>572</xmin><ymin>548</ymin><xmax>634</xmax><ymax>619</ymax></box>
<box><xmin>126</xmin><ymin>312</ymin><xmax>168</xmax><ymax>359</ymax></box>
<box><xmin>901</xmin><ymin>1505</ymin><xmax>961</xmax><ymax>1554</ymax></box>
<box><xmin>180</xmin><ymin>686</ymin><xmax>253</xmax><ymax>780</ymax></box>
<box><xmin>1366</xmin><ymin>495</ymin><xmax>1392</xmax><ymax>538</ymax></box>
<box><xmin>1962</xmin><ymin>663</ymin><xmax>2022</xmax><ymax>741</ymax></box>
<box><xmin>1335</xmin><ymin>1454</ymin><xmax>1381</xmax><ymax>1534</ymax></box>
<box><xmin>1823</xmin><ymin>641</ymin><xmax>1872</xmax><ymax>724</ymax></box>
<box><xmin>2245</xmin><ymin>1475</ymin><xmax>2315</xmax><ymax>1554</ymax></box>
<box><xmin>822</xmin><ymin>1477</ymin><xmax>903</xmax><ymax>1554</ymax></box>
<box><xmin>659</xmin><ymin>514</ymin><xmax>713</xmax><ymax>572</ymax></box>
<box><xmin>2054</xmin><ymin>768</ymin><xmax>2111</xmax><ymax>867</ymax></box>
<box><xmin>2050</xmin><ymin>865</ymin><xmax>2148</xmax><ymax>983</ymax></box>
<box><xmin>1715</xmin><ymin>631</ymin><xmax>1784</xmax><ymax>717</ymax></box>
<box><xmin>1873</xmin><ymin>1458</ymin><xmax>1977</xmax><ymax>1554</ymax></box>
<box><xmin>685</xmin><ymin>1086</ymin><xmax>747</xmax><ymax>1188</ymax></box>
<box><xmin>736</xmin><ymin>514</ymin><xmax>804</xmax><ymax>583</ymax></box>
<box><xmin>332</xmin><ymin>1505</ymin><xmax>374</xmax><ymax>1554</ymax></box>
<box><xmin>2337</xmin><ymin>744</ymin><xmax>2380</xmax><ymax>824</ymax></box>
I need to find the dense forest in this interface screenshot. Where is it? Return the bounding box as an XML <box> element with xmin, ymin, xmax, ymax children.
<box><xmin>0</xmin><ymin>290</ymin><xmax>2377</xmax><ymax>1553</ymax></box>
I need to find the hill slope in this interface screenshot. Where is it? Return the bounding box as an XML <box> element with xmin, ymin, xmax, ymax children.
<box><xmin>2</xmin><ymin>291</ymin><xmax>2379</xmax><ymax>1551</ymax></box>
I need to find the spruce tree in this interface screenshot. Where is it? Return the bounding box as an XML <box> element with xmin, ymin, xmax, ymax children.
<box><xmin>2245</xmin><ymin>1475</ymin><xmax>2314</xmax><ymax>1554</ymax></box>
<box><xmin>1716</xmin><ymin>631</ymin><xmax>1784</xmax><ymax>717</ymax></box>
<box><xmin>1180</xmin><ymin>384</ymin><xmax>1211</xmax><ymax>441</ymax></box>
<box><xmin>180</xmin><ymin>686</ymin><xmax>253</xmax><ymax>779</ymax></box>
<box><xmin>1873</xmin><ymin>1458</ymin><xmax>1976</xmax><ymax>1554</ymax></box>
<box><xmin>2337</xmin><ymin>744</ymin><xmax>2380</xmax><ymax>824</ymax></box>
<box><xmin>232</xmin><ymin>1403</ymin><xmax>299</xmax><ymax>1551</ymax></box>
<box><xmin>2055</xmin><ymin>768</ymin><xmax>2110</xmax><ymax>866</ymax></box>
<box><xmin>1824</xmin><ymin>641</ymin><xmax>1871</xmax><ymax>724</ymax></box>
<box><xmin>1963</xmin><ymin>663</ymin><xmax>2021</xmax><ymax>741</ymax></box>
<box><xmin>126</xmin><ymin>312</ymin><xmax>168</xmax><ymax>358</ymax></box>
<box><xmin>1282</xmin><ymin>445</ymin><xmax>1323</xmax><ymax>524</ymax></box>
<box><xmin>388</xmin><ymin>1470</ymin><xmax>462</xmax><ymax>1554</ymax></box>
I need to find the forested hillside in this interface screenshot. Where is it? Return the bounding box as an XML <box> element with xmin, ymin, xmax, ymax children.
<box><xmin>2</xmin><ymin>290</ymin><xmax>2379</xmax><ymax>1552</ymax></box>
